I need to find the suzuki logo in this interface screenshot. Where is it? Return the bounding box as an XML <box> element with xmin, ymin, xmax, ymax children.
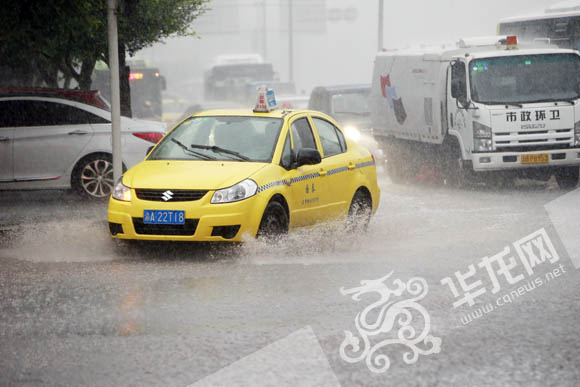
<box><xmin>161</xmin><ymin>190</ymin><xmax>173</xmax><ymax>201</ymax></box>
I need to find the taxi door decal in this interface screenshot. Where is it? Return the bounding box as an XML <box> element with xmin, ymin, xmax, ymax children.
<box><xmin>256</xmin><ymin>158</ymin><xmax>374</xmax><ymax>194</ymax></box>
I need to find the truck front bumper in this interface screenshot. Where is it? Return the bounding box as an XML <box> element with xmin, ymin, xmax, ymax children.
<box><xmin>472</xmin><ymin>148</ymin><xmax>580</xmax><ymax>171</ymax></box>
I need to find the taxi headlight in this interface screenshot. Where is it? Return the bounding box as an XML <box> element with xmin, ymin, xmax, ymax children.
<box><xmin>211</xmin><ymin>179</ymin><xmax>258</xmax><ymax>204</ymax></box>
<box><xmin>112</xmin><ymin>180</ymin><xmax>131</xmax><ymax>201</ymax></box>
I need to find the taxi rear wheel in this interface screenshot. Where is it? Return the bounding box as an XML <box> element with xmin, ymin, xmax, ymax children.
<box><xmin>257</xmin><ymin>201</ymin><xmax>289</xmax><ymax>238</ymax></box>
<box><xmin>347</xmin><ymin>190</ymin><xmax>372</xmax><ymax>232</ymax></box>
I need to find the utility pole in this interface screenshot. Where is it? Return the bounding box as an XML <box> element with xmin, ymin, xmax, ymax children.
<box><xmin>262</xmin><ymin>0</ymin><xmax>267</xmax><ymax>60</ymax></box>
<box><xmin>378</xmin><ymin>0</ymin><xmax>384</xmax><ymax>52</ymax></box>
<box><xmin>288</xmin><ymin>0</ymin><xmax>294</xmax><ymax>81</ymax></box>
<box><xmin>108</xmin><ymin>0</ymin><xmax>122</xmax><ymax>184</ymax></box>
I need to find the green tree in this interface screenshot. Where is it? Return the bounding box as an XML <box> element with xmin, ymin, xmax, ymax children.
<box><xmin>0</xmin><ymin>0</ymin><xmax>208</xmax><ymax>115</ymax></box>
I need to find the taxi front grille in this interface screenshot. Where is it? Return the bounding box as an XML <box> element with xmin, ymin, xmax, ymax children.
<box><xmin>135</xmin><ymin>189</ymin><xmax>208</xmax><ymax>202</ymax></box>
<box><xmin>132</xmin><ymin>218</ymin><xmax>199</xmax><ymax>236</ymax></box>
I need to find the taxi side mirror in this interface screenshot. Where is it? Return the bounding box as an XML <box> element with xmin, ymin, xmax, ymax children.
<box><xmin>295</xmin><ymin>148</ymin><xmax>321</xmax><ymax>167</ymax></box>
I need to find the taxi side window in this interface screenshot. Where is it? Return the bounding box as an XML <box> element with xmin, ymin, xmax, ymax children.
<box><xmin>290</xmin><ymin>117</ymin><xmax>316</xmax><ymax>151</ymax></box>
<box><xmin>337</xmin><ymin>128</ymin><xmax>346</xmax><ymax>151</ymax></box>
<box><xmin>280</xmin><ymin>133</ymin><xmax>293</xmax><ymax>170</ymax></box>
<box><xmin>312</xmin><ymin>118</ymin><xmax>344</xmax><ymax>157</ymax></box>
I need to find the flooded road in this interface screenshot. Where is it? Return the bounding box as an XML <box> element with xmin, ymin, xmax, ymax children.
<box><xmin>1</xmin><ymin>175</ymin><xmax>579</xmax><ymax>386</ymax></box>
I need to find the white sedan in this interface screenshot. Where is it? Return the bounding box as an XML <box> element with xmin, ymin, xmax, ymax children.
<box><xmin>0</xmin><ymin>94</ymin><xmax>166</xmax><ymax>198</ymax></box>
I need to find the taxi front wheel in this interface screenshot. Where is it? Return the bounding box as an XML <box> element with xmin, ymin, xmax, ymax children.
<box><xmin>257</xmin><ymin>201</ymin><xmax>289</xmax><ymax>238</ymax></box>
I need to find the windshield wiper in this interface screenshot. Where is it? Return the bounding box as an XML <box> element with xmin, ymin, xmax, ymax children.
<box><xmin>499</xmin><ymin>102</ymin><xmax>523</xmax><ymax>108</ymax></box>
<box><xmin>479</xmin><ymin>101</ymin><xmax>523</xmax><ymax>108</ymax></box>
<box><xmin>190</xmin><ymin>144</ymin><xmax>251</xmax><ymax>161</ymax></box>
<box><xmin>556</xmin><ymin>99</ymin><xmax>576</xmax><ymax>106</ymax></box>
<box><xmin>171</xmin><ymin>138</ymin><xmax>216</xmax><ymax>160</ymax></box>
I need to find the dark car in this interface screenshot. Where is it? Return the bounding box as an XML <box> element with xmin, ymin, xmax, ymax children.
<box><xmin>308</xmin><ymin>84</ymin><xmax>371</xmax><ymax>130</ymax></box>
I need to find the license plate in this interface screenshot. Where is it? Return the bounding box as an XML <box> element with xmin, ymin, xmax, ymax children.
<box><xmin>521</xmin><ymin>153</ymin><xmax>549</xmax><ymax>164</ymax></box>
<box><xmin>143</xmin><ymin>210</ymin><xmax>185</xmax><ymax>225</ymax></box>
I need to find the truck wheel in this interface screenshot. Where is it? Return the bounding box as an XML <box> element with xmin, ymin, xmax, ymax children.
<box><xmin>555</xmin><ymin>167</ymin><xmax>579</xmax><ymax>189</ymax></box>
<box><xmin>346</xmin><ymin>190</ymin><xmax>372</xmax><ymax>232</ymax></box>
<box><xmin>257</xmin><ymin>201</ymin><xmax>289</xmax><ymax>238</ymax></box>
<box><xmin>72</xmin><ymin>154</ymin><xmax>115</xmax><ymax>199</ymax></box>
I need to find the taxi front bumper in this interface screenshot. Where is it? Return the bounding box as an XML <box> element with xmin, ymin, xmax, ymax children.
<box><xmin>107</xmin><ymin>190</ymin><xmax>265</xmax><ymax>242</ymax></box>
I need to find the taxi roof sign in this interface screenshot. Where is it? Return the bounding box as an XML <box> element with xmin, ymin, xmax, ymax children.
<box><xmin>253</xmin><ymin>85</ymin><xmax>277</xmax><ymax>113</ymax></box>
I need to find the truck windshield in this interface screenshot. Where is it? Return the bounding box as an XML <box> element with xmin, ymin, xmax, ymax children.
<box><xmin>469</xmin><ymin>54</ymin><xmax>580</xmax><ymax>104</ymax></box>
<box><xmin>148</xmin><ymin>116</ymin><xmax>283</xmax><ymax>162</ymax></box>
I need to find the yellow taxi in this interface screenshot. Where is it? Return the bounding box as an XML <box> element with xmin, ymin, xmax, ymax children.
<box><xmin>107</xmin><ymin>88</ymin><xmax>380</xmax><ymax>242</ymax></box>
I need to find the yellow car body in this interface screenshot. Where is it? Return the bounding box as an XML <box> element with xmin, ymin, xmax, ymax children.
<box><xmin>107</xmin><ymin>108</ymin><xmax>380</xmax><ymax>242</ymax></box>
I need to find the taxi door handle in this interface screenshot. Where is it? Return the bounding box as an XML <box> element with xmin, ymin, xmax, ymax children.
<box><xmin>319</xmin><ymin>169</ymin><xmax>327</xmax><ymax>177</ymax></box>
<box><xmin>348</xmin><ymin>162</ymin><xmax>356</xmax><ymax>170</ymax></box>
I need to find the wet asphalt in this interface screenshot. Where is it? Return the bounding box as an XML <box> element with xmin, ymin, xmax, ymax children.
<box><xmin>1</xmin><ymin>174</ymin><xmax>579</xmax><ymax>387</ymax></box>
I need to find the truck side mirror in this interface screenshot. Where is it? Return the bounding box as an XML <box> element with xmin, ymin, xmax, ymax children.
<box><xmin>450</xmin><ymin>61</ymin><xmax>468</xmax><ymax>108</ymax></box>
<box><xmin>451</xmin><ymin>80</ymin><xmax>468</xmax><ymax>105</ymax></box>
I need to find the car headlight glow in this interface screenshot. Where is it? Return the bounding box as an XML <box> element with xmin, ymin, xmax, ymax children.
<box><xmin>112</xmin><ymin>180</ymin><xmax>131</xmax><ymax>201</ymax></box>
<box><xmin>344</xmin><ymin>126</ymin><xmax>361</xmax><ymax>142</ymax></box>
<box><xmin>211</xmin><ymin>179</ymin><xmax>258</xmax><ymax>204</ymax></box>
<box><xmin>575</xmin><ymin>121</ymin><xmax>580</xmax><ymax>145</ymax></box>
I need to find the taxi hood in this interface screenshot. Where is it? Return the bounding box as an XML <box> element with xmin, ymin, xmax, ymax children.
<box><xmin>123</xmin><ymin>160</ymin><xmax>268</xmax><ymax>190</ymax></box>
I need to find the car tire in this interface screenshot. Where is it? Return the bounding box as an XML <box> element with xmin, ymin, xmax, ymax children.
<box><xmin>257</xmin><ymin>201</ymin><xmax>289</xmax><ymax>238</ymax></box>
<box><xmin>347</xmin><ymin>189</ymin><xmax>372</xmax><ymax>232</ymax></box>
<box><xmin>555</xmin><ymin>166</ymin><xmax>579</xmax><ymax>189</ymax></box>
<box><xmin>72</xmin><ymin>154</ymin><xmax>115</xmax><ymax>199</ymax></box>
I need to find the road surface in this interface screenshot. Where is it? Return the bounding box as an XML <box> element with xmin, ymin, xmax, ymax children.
<box><xmin>1</xmin><ymin>174</ymin><xmax>579</xmax><ymax>386</ymax></box>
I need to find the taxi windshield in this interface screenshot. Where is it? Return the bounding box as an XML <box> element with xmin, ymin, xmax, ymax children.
<box><xmin>148</xmin><ymin>115</ymin><xmax>283</xmax><ymax>162</ymax></box>
<box><xmin>469</xmin><ymin>53</ymin><xmax>580</xmax><ymax>104</ymax></box>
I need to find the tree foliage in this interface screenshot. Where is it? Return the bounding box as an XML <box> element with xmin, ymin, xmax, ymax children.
<box><xmin>0</xmin><ymin>0</ymin><xmax>208</xmax><ymax>89</ymax></box>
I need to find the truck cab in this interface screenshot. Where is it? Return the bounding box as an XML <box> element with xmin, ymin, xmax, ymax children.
<box><xmin>371</xmin><ymin>36</ymin><xmax>580</xmax><ymax>188</ymax></box>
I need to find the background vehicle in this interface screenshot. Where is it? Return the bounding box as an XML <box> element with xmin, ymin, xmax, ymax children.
<box><xmin>308</xmin><ymin>84</ymin><xmax>372</xmax><ymax>130</ymax></box>
<box><xmin>308</xmin><ymin>84</ymin><xmax>381</xmax><ymax>161</ymax></box>
<box><xmin>0</xmin><ymin>92</ymin><xmax>165</xmax><ymax>198</ymax></box>
<box><xmin>370</xmin><ymin>36</ymin><xmax>580</xmax><ymax>188</ymax></box>
<box><xmin>243</xmin><ymin>81</ymin><xmax>297</xmax><ymax>103</ymax></box>
<box><xmin>161</xmin><ymin>93</ymin><xmax>192</xmax><ymax>127</ymax></box>
<box><xmin>204</xmin><ymin>54</ymin><xmax>277</xmax><ymax>101</ymax></box>
<box><xmin>277</xmin><ymin>95</ymin><xmax>310</xmax><ymax>110</ymax></box>
<box><xmin>498</xmin><ymin>1</ymin><xmax>580</xmax><ymax>50</ymax></box>
<box><xmin>93</xmin><ymin>61</ymin><xmax>166</xmax><ymax>119</ymax></box>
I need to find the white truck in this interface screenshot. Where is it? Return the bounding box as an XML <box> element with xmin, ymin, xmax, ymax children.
<box><xmin>370</xmin><ymin>36</ymin><xmax>580</xmax><ymax>188</ymax></box>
